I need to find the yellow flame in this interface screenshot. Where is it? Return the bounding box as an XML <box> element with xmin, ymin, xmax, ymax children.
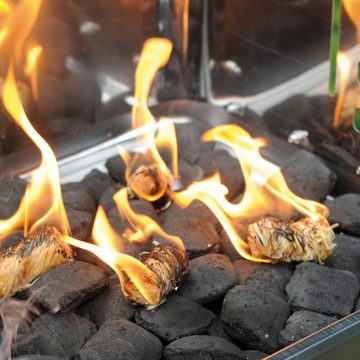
<box><xmin>333</xmin><ymin>52</ymin><xmax>352</xmax><ymax>129</ymax></box>
<box><xmin>0</xmin><ymin>0</ymin><xmax>11</xmax><ymax>14</ymax></box>
<box><xmin>171</xmin><ymin>124</ymin><xmax>328</xmax><ymax>262</ymax></box>
<box><xmin>120</xmin><ymin>38</ymin><xmax>179</xmax><ymax>201</ymax></box>
<box><xmin>0</xmin><ymin>0</ymin><xmax>42</xmax><ymax>61</ymax></box>
<box><xmin>344</xmin><ymin>0</ymin><xmax>360</xmax><ymax>41</ymax></box>
<box><xmin>79</xmin><ymin>191</ymin><xmax>184</xmax><ymax>304</ymax></box>
<box><xmin>0</xmin><ymin>64</ymin><xmax>69</xmax><ymax>239</ymax></box>
<box><xmin>64</xmin><ymin>235</ymin><xmax>159</xmax><ymax>305</ymax></box>
<box><xmin>25</xmin><ymin>45</ymin><xmax>42</xmax><ymax>100</ymax></box>
<box><xmin>0</xmin><ymin>0</ymin><xmax>69</xmax><ymax>240</ymax></box>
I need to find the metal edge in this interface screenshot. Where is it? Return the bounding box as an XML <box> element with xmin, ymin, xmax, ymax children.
<box><xmin>266</xmin><ymin>311</ymin><xmax>360</xmax><ymax>360</ymax></box>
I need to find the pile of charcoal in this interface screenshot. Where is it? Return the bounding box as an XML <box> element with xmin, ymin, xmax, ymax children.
<box><xmin>1</xmin><ymin>120</ymin><xmax>360</xmax><ymax>360</ymax></box>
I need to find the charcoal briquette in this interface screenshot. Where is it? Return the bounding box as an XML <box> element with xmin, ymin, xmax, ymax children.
<box><xmin>105</xmin><ymin>156</ymin><xmax>127</xmax><ymax>184</ymax></box>
<box><xmin>163</xmin><ymin>335</ymin><xmax>245</xmax><ymax>360</ymax></box>
<box><xmin>75</xmin><ymin>339</ymin><xmax>139</xmax><ymax>360</ymax></box>
<box><xmin>243</xmin><ymin>350</ymin><xmax>268</xmax><ymax>360</ymax></box>
<box><xmin>197</xmin><ymin>150</ymin><xmax>244</xmax><ymax>199</ymax></box>
<box><xmin>67</xmin><ymin>210</ymin><xmax>93</xmax><ymax>240</ymax></box>
<box><xmin>135</xmin><ymin>295</ymin><xmax>215</xmax><ymax>342</ymax></box>
<box><xmin>160</xmin><ymin>200</ymin><xmax>220</xmax><ymax>230</ymax></box>
<box><xmin>0</xmin><ymin>177</ymin><xmax>27</xmax><ymax>219</ymax></box>
<box><xmin>77</xmin><ymin>275</ymin><xmax>135</xmax><ymax>327</ymax></box>
<box><xmin>82</xmin><ymin>169</ymin><xmax>115</xmax><ymax>203</ymax></box>
<box><xmin>99</xmin><ymin>184</ymin><xmax>122</xmax><ymax>212</ymax></box>
<box><xmin>178</xmin><ymin>254</ymin><xmax>238</xmax><ymax>304</ymax></box>
<box><xmin>233</xmin><ymin>259</ymin><xmax>293</xmax><ymax>300</ymax></box>
<box><xmin>278</xmin><ymin>310</ymin><xmax>335</xmax><ymax>347</ymax></box>
<box><xmin>30</xmin><ymin>261</ymin><xmax>108</xmax><ymax>313</ymax></box>
<box><xmin>153</xmin><ymin>217</ymin><xmax>220</xmax><ymax>259</ymax></box>
<box><xmin>207</xmin><ymin>316</ymin><xmax>234</xmax><ymax>343</ymax></box>
<box><xmin>325</xmin><ymin>234</ymin><xmax>360</xmax><ymax>278</ymax></box>
<box><xmin>32</xmin><ymin>312</ymin><xmax>96</xmax><ymax>358</ymax></box>
<box><xmin>327</xmin><ymin>194</ymin><xmax>360</xmax><ymax>236</ymax></box>
<box><xmin>221</xmin><ymin>285</ymin><xmax>290</xmax><ymax>353</ymax></box>
<box><xmin>281</xmin><ymin>150</ymin><xmax>336</xmax><ymax>201</ymax></box>
<box><xmin>82</xmin><ymin>317</ymin><xmax>163</xmax><ymax>360</ymax></box>
<box><xmin>286</xmin><ymin>262</ymin><xmax>359</xmax><ymax>317</ymax></box>
<box><xmin>62</xmin><ymin>183</ymin><xmax>97</xmax><ymax>216</ymax></box>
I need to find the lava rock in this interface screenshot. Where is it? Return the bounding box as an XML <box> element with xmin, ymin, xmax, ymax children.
<box><xmin>233</xmin><ymin>259</ymin><xmax>293</xmax><ymax>300</ymax></box>
<box><xmin>325</xmin><ymin>234</ymin><xmax>360</xmax><ymax>278</ymax></box>
<box><xmin>15</xmin><ymin>357</ymin><xmax>67</xmax><ymax>360</ymax></box>
<box><xmin>99</xmin><ymin>184</ymin><xmax>122</xmax><ymax>212</ymax></box>
<box><xmin>105</xmin><ymin>156</ymin><xmax>127</xmax><ymax>183</ymax></box>
<box><xmin>30</xmin><ymin>261</ymin><xmax>108</xmax><ymax>313</ymax></box>
<box><xmin>178</xmin><ymin>254</ymin><xmax>238</xmax><ymax>304</ymax></box>
<box><xmin>197</xmin><ymin>150</ymin><xmax>244</xmax><ymax>199</ymax></box>
<box><xmin>286</xmin><ymin>262</ymin><xmax>359</xmax><ymax>317</ymax></box>
<box><xmin>0</xmin><ymin>177</ymin><xmax>27</xmax><ymax>219</ymax></box>
<box><xmin>82</xmin><ymin>169</ymin><xmax>115</xmax><ymax>203</ymax></box>
<box><xmin>281</xmin><ymin>150</ymin><xmax>336</xmax><ymax>201</ymax></box>
<box><xmin>83</xmin><ymin>317</ymin><xmax>162</xmax><ymax>360</ymax></box>
<box><xmin>135</xmin><ymin>295</ymin><xmax>215</xmax><ymax>342</ymax></box>
<box><xmin>153</xmin><ymin>217</ymin><xmax>220</xmax><ymax>259</ymax></box>
<box><xmin>32</xmin><ymin>312</ymin><xmax>96</xmax><ymax>358</ymax></box>
<box><xmin>163</xmin><ymin>335</ymin><xmax>245</xmax><ymax>360</ymax></box>
<box><xmin>75</xmin><ymin>339</ymin><xmax>139</xmax><ymax>360</ymax></box>
<box><xmin>327</xmin><ymin>194</ymin><xmax>360</xmax><ymax>236</ymax></box>
<box><xmin>243</xmin><ymin>350</ymin><xmax>268</xmax><ymax>360</ymax></box>
<box><xmin>221</xmin><ymin>285</ymin><xmax>290</xmax><ymax>353</ymax></box>
<box><xmin>62</xmin><ymin>182</ymin><xmax>96</xmax><ymax>215</ymax></box>
<box><xmin>160</xmin><ymin>200</ymin><xmax>220</xmax><ymax>230</ymax></box>
<box><xmin>279</xmin><ymin>310</ymin><xmax>335</xmax><ymax>347</ymax></box>
<box><xmin>77</xmin><ymin>275</ymin><xmax>135</xmax><ymax>327</ymax></box>
<box><xmin>67</xmin><ymin>210</ymin><xmax>93</xmax><ymax>240</ymax></box>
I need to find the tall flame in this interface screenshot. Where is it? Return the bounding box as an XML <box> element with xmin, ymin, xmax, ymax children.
<box><xmin>171</xmin><ymin>124</ymin><xmax>328</xmax><ymax>262</ymax></box>
<box><xmin>0</xmin><ymin>0</ymin><xmax>69</xmax><ymax>240</ymax></box>
<box><xmin>333</xmin><ymin>52</ymin><xmax>352</xmax><ymax>129</ymax></box>
<box><xmin>119</xmin><ymin>38</ymin><xmax>179</xmax><ymax>200</ymax></box>
<box><xmin>344</xmin><ymin>0</ymin><xmax>360</xmax><ymax>40</ymax></box>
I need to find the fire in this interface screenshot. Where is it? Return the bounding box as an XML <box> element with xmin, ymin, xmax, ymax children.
<box><xmin>119</xmin><ymin>38</ymin><xmax>179</xmax><ymax>201</ymax></box>
<box><xmin>344</xmin><ymin>0</ymin><xmax>360</xmax><ymax>40</ymax></box>
<box><xmin>171</xmin><ymin>124</ymin><xmax>329</xmax><ymax>262</ymax></box>
<box><xmin>25</xmin><ymin>45</ymin><xmax>42</xmax><ymax>101</ymax></box>
<box><xmin>0</xmin><ymin>0</ymin><xmax>70</xmax><ymax>240</ymax></box>
<box><xmin>333</xmin><ymin>52</ymin><xmax>352</xmax><ymax>129</ymax></box>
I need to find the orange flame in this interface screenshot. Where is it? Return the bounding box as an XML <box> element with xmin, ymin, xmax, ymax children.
<box><xmin>25</xmin><ymin>45</ymin><xmax>42</xmax><ymax>101</ymax></box>
<box><xmin>119</xmin><ymin>38</ymin><xmax>179</xmax><ymax>200</ymax></box>
<box><xmin>344</xmin><ymin>0</ymin><xmax>360</xmax><ymax>41</ymax></box>
<box><xmin>0</xmin><ymin>0</ymin><xmax>70</xmax><ymax>240</ymax></box>
<box><xmin>171</xmin><ymin>124</ymin><xmax>328</xmax><ymax>262</ymax></box>
<box><xmin>0</xmin><ymin>64</ymin><xmax>69</xmax><ymax>240</ymax></box>
<box><xmin>64</xmin><ymin>189</ymin><xmax>184</xmax><ymax>305</ymax></box>
<box><xmin>333</xmin><ymin>52</ymin><xmax>352</xmax><ymax>129</ymax></box>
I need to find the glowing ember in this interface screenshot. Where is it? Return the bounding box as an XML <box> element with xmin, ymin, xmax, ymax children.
<box><xmin>171</xmin><ymin>124</ymin><xmax>335</xmax><ymax>263</ymax></box>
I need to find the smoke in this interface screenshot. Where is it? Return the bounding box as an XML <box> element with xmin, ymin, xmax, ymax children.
<box><xmin>0</xmin><ymin>296</ymin><xmax>39</xmax><ymax>360</ymax></box>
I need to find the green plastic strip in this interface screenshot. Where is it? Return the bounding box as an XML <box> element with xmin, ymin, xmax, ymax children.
<box><xmin>354</xmin><ymin>108</ymin><xmax>360</xmax><ymax>132</ymax></box>
<box><xmin>329</xmin><ymin>0</ymin><xmax>342</xmax><ymax>96</ymax></box>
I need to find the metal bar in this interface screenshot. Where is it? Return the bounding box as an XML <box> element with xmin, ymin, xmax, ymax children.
<box><xmin>267</xmin><ymin>311</ymin><xmax>360</xmax><ymax>360</ymax></box>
